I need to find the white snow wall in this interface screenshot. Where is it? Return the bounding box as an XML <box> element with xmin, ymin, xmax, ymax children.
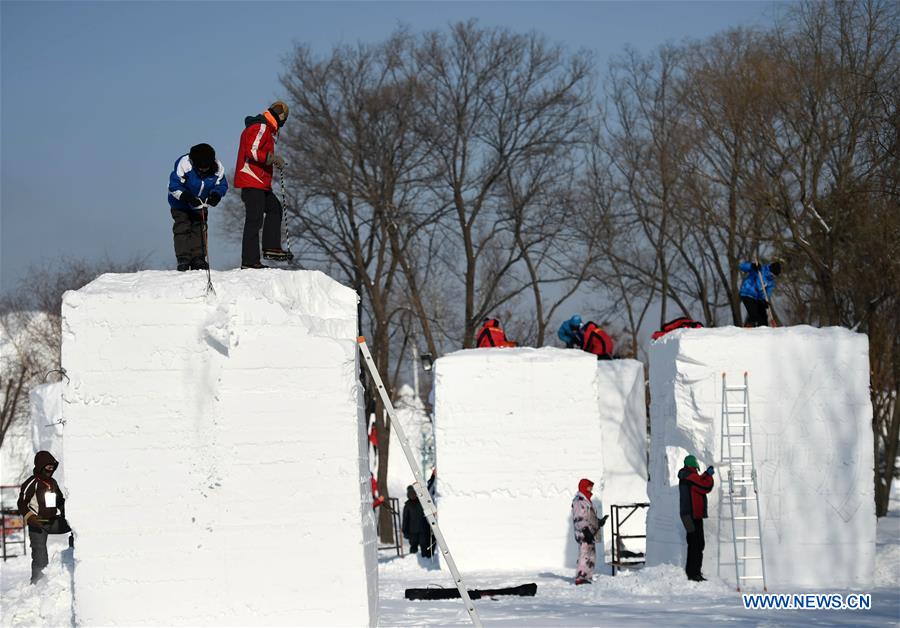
<box><xmin>31</xmin><ymin>381</ymin><xmax>65</xmax><ymax>487</ymax></box>
<box><xmin>434</xmin><ymin>348</ymin><xmax>647</xmax><ymax>570</ymax></box>
<box><xmin>61</xmin><ymin>270</ymin><xmax>377</xmax><ymax>626</ymax></box>
<box><xmin>596</xmin><ymin>360</ymin><xmax>649</xmax><ymax>553</ymax></box>
<box><xmin>645</xmin><ymin>326</ymin><xmax>875</xmax><ymax>589</ymax></box>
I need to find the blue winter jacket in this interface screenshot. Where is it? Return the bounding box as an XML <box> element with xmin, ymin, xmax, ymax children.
<box><xmin>167</xmin><ymin>154</ymin><xmax>228</xmax><ymax>211</ymax></box>
<box><xmin>557</xmin><ymin>315</ymin><xmax>583</xmax><ymax>348</ymax></box>
<box><xmin>739</xmin><ymin>262</ymin><xmax>776</xmax><ymax>301</ymax></box>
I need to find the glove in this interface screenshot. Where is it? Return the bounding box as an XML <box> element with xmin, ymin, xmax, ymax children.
<box><xmin>207</xmin><ymin>191</ymin><xmax>221</xmax><ymax>207</ymax></box>
<box><xmin>181</xmin><ymin>192</ymin><xmax>202</xmax><ymax>208</ymax></box>
<box><xmin>265</xmin><ymin>153</ymin><xmax>285</xmax><ymax>168</ymax></box>
<box><xmin>582</xmin><ymin>529</ymin><xmax>595</xmax><ymax>544</ymax></box>
<box><xmin>27</xmin><ymin>515</ymin><xmax>45</xmax><ymax>530</ymax></box>
<box><xmin>599</xmin><ymin>514</ymin><xmax>609</xmax><ymax>527</ymax></box>
<box><xmin>706</xmin><ymin>465</ymin><xmax>715</xmax><ymax>476</ymax></box>
<box><xmin>751</xmin><ymin>262</ymin><xmax>760</xmax><ymax>272</ymax></box>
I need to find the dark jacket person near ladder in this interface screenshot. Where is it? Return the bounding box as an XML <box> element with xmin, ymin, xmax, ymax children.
<box><xmin>678</xmin><ymin>455</ymin><xmax>714</xmax><ymax>581</ymax></box>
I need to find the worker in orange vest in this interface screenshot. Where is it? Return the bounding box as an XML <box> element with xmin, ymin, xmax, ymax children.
<box><xmin>475</xmin><ymin>318</ymin><xmax>517</xmax><ymax>348</ymax></box>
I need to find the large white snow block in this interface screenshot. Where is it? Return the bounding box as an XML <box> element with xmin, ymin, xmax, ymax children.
<box><xmin>596</xmin><ymin>360</ymin><xmax>649</xmax><ymax>553</ymax></box>
<box><xmin>434</xmin><ymin>347</ymin><xmax>605</xmax><ymax>570</ymax></box>
<box><xmin>61</xmin><ymin>270</ymin><xmax>377</xmax><ymax>626</ymax></box>
<box><xmin>30</xmin><ymin>382</ymin><xmax>65</xmax><ymax>487</ymax></box>
<box><xmin>646</xmin><ymin>326</ymin><xmax>875</xmax><ymax>589</ymax></box>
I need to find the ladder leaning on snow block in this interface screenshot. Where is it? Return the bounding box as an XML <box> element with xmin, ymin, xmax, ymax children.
<box><xmin>357</xmin><ymin>338</ymin><xmax>483</xmax><ymax>628</ymax></box>
<box><xmin>718</xmin><ymin>372</ymin><xmax>768</xmax><ymax>592</ymax></box>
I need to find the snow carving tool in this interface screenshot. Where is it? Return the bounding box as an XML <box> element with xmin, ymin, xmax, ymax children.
<box><xmin>717</xmin><ymin>372</ymin><xmax>768</xmax><ymax>592</ymax></box>
<box><xmin>200</xmin><ymin>203</ymin><xmax>215</xmax><ymax>296</ymax></box>
<box><xmin>267</xmin><ymin>163</ymin><xmax>296</xmax><ymax>265</ymax></box>
<box><xmin>406</xmin><ymin>583</ymin><xmax>537</xmax><ymax>600</ymax></box>
<box><xmin>357</xmin><ymin>337</ymin><xmax>483</xmax><ymax>628</ymax></box>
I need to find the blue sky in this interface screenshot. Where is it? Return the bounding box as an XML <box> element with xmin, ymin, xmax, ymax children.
<box><xmin>0</xmin><ymin>1</ymin><xmax>781</xmax><ymax>290</ymax></box>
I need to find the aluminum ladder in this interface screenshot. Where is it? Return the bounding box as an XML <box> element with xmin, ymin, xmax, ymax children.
<box><xmin>358</xmin><ymin>337</ymin><xmax>483</xmax><ymax>627</ymax></box>
<box><xmin>719</xmin><ymin>372</ymin><xmax>768</xmax><ymax>592</ymax></box>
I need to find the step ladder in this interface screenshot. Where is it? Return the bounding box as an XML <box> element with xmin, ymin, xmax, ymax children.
<box><xmin>718</xmin><ymin>372</ymin><xmax>768</xmax><ymax>592</ymax></box>
<box><xmin>358</xmin><ymin>337</ymin><xmax>483</xmax><ymax>627</ymax></box>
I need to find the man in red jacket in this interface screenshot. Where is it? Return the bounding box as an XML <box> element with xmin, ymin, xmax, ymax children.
<box><xmin>475</xmin><ymin>318</ymin><xmax>517</xmax><ymax>348</ymax></box>
<box><xmin>678</xmin><ymin>454</ymin><xmax>714</xmax><ymax>581</ymax></box>
<box><xmin>234</xmin><ymin>101</ymin><xmax>293</xmax><ymax>268</ymax></box>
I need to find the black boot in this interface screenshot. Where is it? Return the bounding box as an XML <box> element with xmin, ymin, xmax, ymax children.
<box><xmin>190</xmin><ymin>258</ymin><xmax>209</xmax><ymax>270</ymax></box>
<box><xmin>241</xmin><ymin>262</ymin><xmax>269</xmax><ymax>269</ymax></box>
<box><xmin>263</xmin><ymin>248</ymin><xmax>294</xmax><ymax>262</ymax></box>
<box><xmin>177</xmin><ymin>261</ymin><xmax>191</xmax><ymax>272</ymax></box>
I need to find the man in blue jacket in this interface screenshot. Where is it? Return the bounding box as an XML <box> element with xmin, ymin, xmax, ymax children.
<box><xmin>167</xmin><ymin>143</ymin><xmax>228</xmax><ymax>271</ymax></box>
<box><xmin>739</xmin><ymin>260</ymin><xmax>781</xmax><ymax>327</ymax></box>
<box><xmin>557</xmin><ymin>314</ymin><xmax>584</xmax><ymax>348</ymax></box>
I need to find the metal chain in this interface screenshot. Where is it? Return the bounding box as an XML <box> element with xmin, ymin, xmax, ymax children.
<box><xmin>278</xmin><ymin>165</ymin><xmax>294</xmax><ymax>254</ymax></box>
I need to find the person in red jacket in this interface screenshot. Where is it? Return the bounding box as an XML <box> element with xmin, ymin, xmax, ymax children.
<box><xmin>475</xmin><ymin>318</ymin><xmax>517</xmax><ymax>348</ymax></box>
<box><xmin>678</xmin><ymin>455</ymin><xmax>715</xmax><ymax>581</ymax></box>
<box><xmin>234</xmin><ymin>101</ymin><xmax>293</xmax><ymax>268</ymax></box>
<box><xmin>581</xmin><ymin>321</ymin><xmax>614</xmax><ymax>359</ymax></box>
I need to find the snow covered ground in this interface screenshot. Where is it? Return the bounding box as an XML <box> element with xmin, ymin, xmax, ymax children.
<box><xmin>3</xmin><ymin>491</ymin><xmax>897</xmax><ymax>626</ymax></box>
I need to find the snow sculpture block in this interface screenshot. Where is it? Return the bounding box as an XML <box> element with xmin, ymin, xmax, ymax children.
<box><xmin>596</xmin><ymin>360</ymin><xmax>649</xmax><ymax>553</ymax></box>
<box><xmin>31</xmin><ymin>381</ymin><xmax>65</xmax><ymax>486</ymax></box>
<box><xmin>61</xmin><ymin>270</ymin><xmax>377</xmax><ymax>626</ymax></box>
<box><xmin>646</xmin><ymin>326</ymin><xmax>875</xmax><ymax>588</ymax></box>
<box><xmin>434</xmin><ymin>347</ymin><xmax>610</xmax><ymax>570</ymax></box>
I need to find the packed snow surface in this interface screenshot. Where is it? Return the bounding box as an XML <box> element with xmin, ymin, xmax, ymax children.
<box><xmin>59</xmin><ymin>270</ymin><xmax>377</xmax><ymax>626</ymax></box>
<box><xmin>646</xmin><ymin>325</ymin><xmax>875</xmax><ymax>589</ymax></box>
<box><xmin>594</xmin><ymin>359</ymin><xmax>649</xmax><ymax>552</ymax></box>
<box><xmin>433</xmin><ymin>347</ymin><xmax>633</xmax><ymax>570</ymax></box>
<box><xmin>30</xmin><ymin>382</ymin><xmax>65</xmax><ymax>486</ymax></box>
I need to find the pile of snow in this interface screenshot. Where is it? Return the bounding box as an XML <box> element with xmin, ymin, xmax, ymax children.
<box><xmin>595</xmin><ymin>360</ymin><xmax>649</xmax><ymax>553</ymax></box>
<box><xmin>60</xmin><ymin>270</ymin><xmax>377</xmax><ymax>626</ymax></box>
<box><xmin>646</xmin><ymin>326</ymin><xmax>875</xmax><ymax>589</ymax></box>
<box><xmin>433</xmin><ymin>347</ymin><xmax>605</xmax><ymax>570</ymax></box>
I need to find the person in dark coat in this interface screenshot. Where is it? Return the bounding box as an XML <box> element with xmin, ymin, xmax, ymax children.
<box><xmin>678</xmin><ymin>455</ymin><xmax>714</xmax><ymax>581</ymax></box>
<box><xmin>401</xmin><ymin>485</ymin><xmax>434</xmax><ymax>557</ymax></box>
<box><xmin>17</xmin><ymin>451</ymin><xmax>71</xmax><ymax>583</ymax></box>
<box><xmin>739</xmin><ymin>261</ymin><xmax>781</xmax><ymax>327</ymax></box>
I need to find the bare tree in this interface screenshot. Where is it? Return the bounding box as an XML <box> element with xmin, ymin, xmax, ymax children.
<box><xmin>0</xmin><ymin>256</ymin><xmax>148</xmax><ymax>449</ymax></box>
<box><xmin>414</xmin><ymin>21</ymin><xmax>594</xmax><ymax>346</ymax></box>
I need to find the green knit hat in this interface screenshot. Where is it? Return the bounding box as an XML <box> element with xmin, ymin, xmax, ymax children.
<box><xmin>684</xmin><ymin>455</ymin><xmax>700</xmax><ymax>469</ymax></box>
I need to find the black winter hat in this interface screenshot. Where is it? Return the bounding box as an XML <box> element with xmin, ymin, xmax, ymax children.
<box><xmin>189</xmin><ymin>143</ymin><xmax>216</xmax><ymax>170</ymax></box>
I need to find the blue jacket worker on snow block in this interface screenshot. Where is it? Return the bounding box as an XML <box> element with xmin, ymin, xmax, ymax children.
<box><xmin>557</xmin><ymin>315</ymin><xmax>583</xmax><ymax>348</ymax></box>
<box><xmin>739</xmin><ymin>260</ymin><xmax>781</xmax><ymax>327</ymax></box>
<box><xmin>167</xmin><ymin>143</ymin><xmax>228</xmax><ymax>272</ymax></box>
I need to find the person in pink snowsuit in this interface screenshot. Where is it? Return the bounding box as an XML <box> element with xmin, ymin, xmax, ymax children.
<box><xmin>571</xmin><ymin>478</ymin><xmax>608</xmax><ymax>584</ymax></box>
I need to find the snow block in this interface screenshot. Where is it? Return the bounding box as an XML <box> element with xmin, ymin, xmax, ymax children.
<box><xmin>61</xmin><ymin>270</ymin><xmax>377</xmax><ymax>626</ymax></box>
<box><xmin>596</xmin><ymin>360</ymin><xmax>649</xmax><ymax>553</ymax></box>
<box><xmin>30</xmin><ymin>381</ymin><xmax>65</xmax><ymax>486</ymax></box>
<box><xmin>434</xmin><ymin>347</ymin><xmax>645</xmax><ymax>570</ymax></box>
<box><xmin>646</xmin><ymin>326</ymin><xmax>875</xmax><ymax>589</ymax></box>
